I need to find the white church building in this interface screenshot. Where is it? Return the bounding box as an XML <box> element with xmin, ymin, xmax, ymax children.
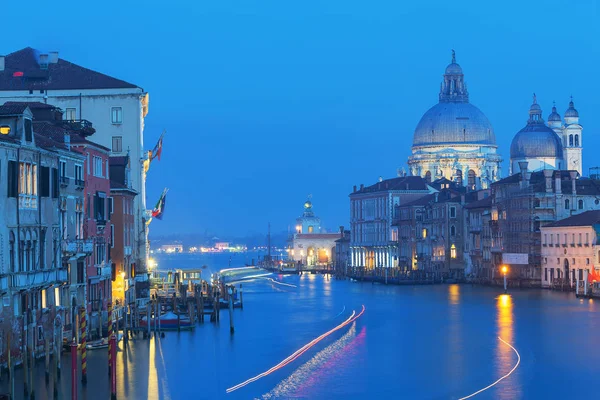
<box><xmin>510</xmin><ymin>96</ymin><xmax>582</xmax><ymax>175</ymax></box>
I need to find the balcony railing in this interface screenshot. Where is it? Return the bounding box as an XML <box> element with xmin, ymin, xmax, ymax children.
<box><xmin>64</xmin><ymin>239</ymin><xmax>94</xmax><ymax>255</ymax></box>
<box><xmin>9</xmin><ymin>268</ymin><xmax>68</xmax><ymax>290</ymax></box>
<box><xmin>75</xmin><ymin>179</ymin><xmax>85</xmax><ymax>189</ymax></box>
<box><xmin>60</xmin><ymin>176</ymin><xmax>70</xmax><ymax>187</ymax></box>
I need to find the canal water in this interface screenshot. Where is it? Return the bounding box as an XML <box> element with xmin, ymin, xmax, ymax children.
<box><xmin>2</xmin><ymin>252</ymin><xmax>600</xmax><ymax>399</ymax></box>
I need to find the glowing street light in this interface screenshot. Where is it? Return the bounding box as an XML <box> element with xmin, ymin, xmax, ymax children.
<box><xmin>502</xmin><ymin>265</ymin><xmax>508</xmax><ymax>293</ymax></box>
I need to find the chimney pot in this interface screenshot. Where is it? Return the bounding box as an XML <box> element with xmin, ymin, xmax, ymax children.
<box><xmin>48</xmin><ymin>51</ymin><xmax>59</xmax><ymax>64</ymax></box>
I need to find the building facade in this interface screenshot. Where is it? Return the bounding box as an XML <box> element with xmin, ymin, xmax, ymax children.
<box><xmin>540</xmin><ymin>211</ymin><xmax>600</xmax><ymax>289</ymax></box>
<box><xmin>408</xmin><ymin>51</ymin><xmax>502</xmax><ymax>189</ymax></box>
<box><xmin>0</xmin><ymin>48</ymin><xmax>150</xmax><ymax>278</ymax></box>
<box><xmin>109</xmin><ymin>155</ymin><xmax>137</xmax><ymax>305</ymax></box>
<box><xmin>349</xmin><ymin>176</ymin><xmax>433</xmax><ymax>268</ymax></box>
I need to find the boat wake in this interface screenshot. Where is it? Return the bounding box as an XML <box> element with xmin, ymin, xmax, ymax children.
<box><xmin>225</xmin><ymin>305</ymin><xmax>366</xmax><ymax>394</ymax></box>
<box><xmin>458</xmin><ymin>336</ymin><xmax>521</xmax><ymax>400</ymax></box>
<box><xmin>261</xmin><ymin>323</ymin><xmax>358</xmax><ymax>399</ymax></box>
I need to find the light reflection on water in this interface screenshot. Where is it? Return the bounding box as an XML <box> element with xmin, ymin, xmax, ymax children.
<box><xmin>496</xmin><ymin>294</ymin><xmax>521</xmax><ymax>399</ymax></box>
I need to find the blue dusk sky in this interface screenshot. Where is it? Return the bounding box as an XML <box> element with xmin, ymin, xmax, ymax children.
<box><xmin>2</xmin><ymin>0</ymin><xmax>599</xmax><ymax>237</ymax></box>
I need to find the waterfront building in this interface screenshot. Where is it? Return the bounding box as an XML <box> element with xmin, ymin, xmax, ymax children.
<box><xmin>349</xmin><ymin>176</ymin><xmax>433</xmax><ymax>269</ymax></box>
<box><xmin>463</xmin><ymin>195</ymin><xmax>493</xmax><ymax>280</ymax></box>
<box><xmin>490</xmin><ymin>164</ymin><xmax>600</xmax><ymax>286</ymax></box>
<box><xmin>540</xmin><ymin>210</ymin><xmax>600</xmax><ymax>289</ymax></box>
<box><xmin>110</xmin><ymin>155</ymin><xmax>137</xmax><ymax>305</ymax></box>
<box><xmin>509</xmin><ymin>96</ymin><xmax>583</xmax><ymax>175</ymax></box>
<box><xmin>408</xmin><ymin>51</ymin><xmax>502</xmax><ymax>189</ymax></box>
<box><xmin>0</xmin><ymin>104</ymin><xmax>68</xmax><ymax>358</ymax></box>
<box><xmin>395</xmin><ymin>186</ymin><xmax>475</xmax><ymax>279</ymax></box>
<box><xmin>288</xmin><ymin>199</ymin><xmax>340</xmax><ymax>266</ymax></box>
<box><xmin>0</xmin><ymin>48</ymin><xmax>150</xmax><ymax>280</ymax></box>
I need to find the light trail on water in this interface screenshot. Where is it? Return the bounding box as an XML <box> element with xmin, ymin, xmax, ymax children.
<box><xmin>458</xmin><ymin>336</ymin><xmax>521</xmax><ymax>400</ymax></box>
<box><xmin>225</xmin><ymin>305</ymin><xmax>366</xmax><ymax>394</ymax></box>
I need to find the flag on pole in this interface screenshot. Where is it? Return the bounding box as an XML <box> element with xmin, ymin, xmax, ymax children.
<box><xmin>150</xmin><ymin>130</ymin><xmax>165</xmax><ymax>162</ymax></box>
<box><xmin>152</xmin><ymin>188</ymin><xmax>168</xmax><ymax>220</ymax></box>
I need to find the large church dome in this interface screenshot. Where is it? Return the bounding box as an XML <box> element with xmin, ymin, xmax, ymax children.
<box><xmin>413</xmin><ymin>102</ymin><xmax>495</xmax><ymax>147</ymax></box>
<box><xmin>412</xmin><ymin>51</ymin><xmax>496</xmax><ymax>148</ymax></box>
<box><xmin>510</xmin><ymin>96</ymin><xmax>563</xmax><ymax>159</ymax></box>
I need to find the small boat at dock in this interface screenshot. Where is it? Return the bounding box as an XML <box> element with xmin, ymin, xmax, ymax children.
<box><xmin>139</xmin><ymin>311</ymin><xmax>194</xmax><ymax>330</ymax></box>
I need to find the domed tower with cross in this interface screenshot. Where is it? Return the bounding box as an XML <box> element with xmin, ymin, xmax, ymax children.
<box><xmin>408</xmin><ymin>50</ymin><xmax>502</xmax><ymax>190</ymax></box>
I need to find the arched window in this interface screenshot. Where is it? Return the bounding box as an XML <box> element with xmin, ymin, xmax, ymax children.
<box><xmin>569</xmin><ymin>134</ymin><xmax>574</xmax><ymax>146</ymax></box>
<box><xmin>425</xmin><ymin>171</ymin><xmax>431</xmax><ymax>183</ymax></box>
<box><xmin>565</xmin><ymin>199</ymin><xmax>570</xmax><ymax>210</ymax></box>
<box><xmin>9</xmin><ymin>231</ymin><xmax>15</xmax><ymax>273</ymax></box>
<box><xmin>575</xmin><ymin>135</ymin><xmax>580</xmax><ymax>146</ymax></box>
<box><xmin>450</xmin><ymin>225</ymin><xmax>456</xmax><ymax>236</ymax></box>
<box><xmin>456</xmin><ymin>169</ymin><xmax>463</xmax><ymax>186</ymax></box>
<box><xmin>468</xmin><ymin>169</ymin><xmax>476</xmax><ymax>188</ymax></box>
<box><xmin>578</xmin><ymin>199</ymin><xmax>584</xmax><ymax>210</ymax></box>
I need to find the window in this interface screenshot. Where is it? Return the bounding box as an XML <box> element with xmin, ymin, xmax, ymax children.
<box><xmin>565</xmin><ymin>199</ymin><xmax>570</xmax><ymax>210</ymax></box>
<box><xmin>24</xmin><ymin>119</ymin><xmax>32</xmax><ymax>142</ymax></box>
<box><xmin>59</xmin><ymin>160</ymin><xmax>67</xmax><ymax>178</ymax></box>
<box><xmin>111</xmin><ymin>107</ymin><xmax>123</xmax><ymax>124</ymax></box>
<box><xmin>93</xmin><ymin>156</ymin><xmax>103</xmax><ymax>177</ymax></box>
<box><xmin>578</xmin><ymin>199</ymin><xmax>584</xmax><ymax>210</ymax></box>
<box><xmin>65</xmin><ymin>108</ymin><xmax>76</xmax><ymax>121</ymax></box>
<box><xmin>112</xmin><ymin>136</ymin><xmax>123</xmax><ymax>153</ymax></box>
<box><xmin>18</xmin><ymin>162</ymin><xmax>38</xmax><ymax>209</ymax></box>
<box><xmin>450</xmin><ymin>207</ymin><xmax>456</xmax><ymax>218</ymax></box>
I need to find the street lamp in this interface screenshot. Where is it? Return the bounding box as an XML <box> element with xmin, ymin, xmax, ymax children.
<box><xmin>502</xmin><ymin>265</ymin><xmax>508</xmax><ymax>293</ymax></box>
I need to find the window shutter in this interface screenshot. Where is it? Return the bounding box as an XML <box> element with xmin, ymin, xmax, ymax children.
<box><xmin>51</xmin><ymin>168</ymin><xmax>59</xmax><ymax>198</ymax></box>
<box><xmin>7</xmin><ymin>161</ymin><xmax>18</xmax><ymax>197</ymax></box>
<box><xmin>40</xmin><ymin>166</ymin><xmax>50</xmax><ymax>197</ymax></box>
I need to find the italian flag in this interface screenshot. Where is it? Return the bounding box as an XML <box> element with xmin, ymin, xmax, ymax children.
<box><xmin>152</xmin><ymin>188</ymin><xmax>168</xmax><ymax>220</ymax></box>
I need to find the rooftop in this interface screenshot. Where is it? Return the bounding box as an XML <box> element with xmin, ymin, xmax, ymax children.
<box><xmin>543</xmin><ymin>210</ymin><xmax>600</xmax><ymax>228</ymax></box>
<box><xmin>0</xmin><ymin>47</ymin><xmax>140</xmax><ymax>91</ymax></box>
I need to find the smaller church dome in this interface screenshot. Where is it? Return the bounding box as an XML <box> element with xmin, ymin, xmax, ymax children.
<box><xmin>510</xmin><ymin>95</ymin><xmax>563</xmax><ymax>159</ymax></box>
<box><xmin>548</xmin><ymin>103</ymin><xmax>561</xmax><ymax>122</ymax></box>
<box><xmin>565</xmin><ymin>98</ymin><xmax>579</xmax><ymax>118</ymax></box>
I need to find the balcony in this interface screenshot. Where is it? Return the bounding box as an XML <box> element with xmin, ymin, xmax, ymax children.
<box><xmin>60</xmin><ymin>176</ymin><xmax>70</xmax><ymax>187</ymax></box>
<box><xmin>9</xmin><ymin>268</ymin><xmax>68</xmax><ymax>290</ymax></box>
<box><xmin>75</xmin><ymin>179</ymin><xmax>85</xmax><ymax>190</ymax></box>
<box><xmin>63</xmin><ymin>239</ymin><xmax>94</xmax><ymax>255</ymax></box>
<box><xmin>124</xmin><ymin>246</ymin><xmax>132</xmax><ymax>256</ymax></box>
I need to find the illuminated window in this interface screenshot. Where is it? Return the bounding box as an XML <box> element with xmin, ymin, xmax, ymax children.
<box><xmin>450</xmin><ymin>244</ymin><xmax>457</xmax><ymax>259</ymax></box>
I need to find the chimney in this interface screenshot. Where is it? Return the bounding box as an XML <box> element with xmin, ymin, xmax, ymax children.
<box><xmin>543</xmin><ymin>169</ymin><xmax>553</xmax><ymax>193</ymax></box>
<box><xmin>518</xmin><ymin>161</ymin><xmax>529</xmax><ymax>188</ymax></box>
<box><xmin>64</xmin><ymin>133</ymin><xmax>71</xmax><ymax>150</ymax></box>
<box><xmin>555</xmin><ymin>172</ymin><xmax>562</xmax><ymax>194</ymax></box>
<box><xmin>353</xmin><ymin>185</ymin><xmax>357</xmax><ymax>193</ymax></box>
<box><xmin>0</xmin><ymin>56</ymin><xmax>4</xmax><ymax>71</ymax></box>
<box><xmin>570</xmin><ymin>171</ymin><xmax>577</xmax><ymax>195</ymax></box>
<box><xmin>48</xmin><ymin>51</ymin><xmax>59</xmax><ymax>64</ymax></box>
<box><xmin>39</xmin><ymin>54</ymin><xmax>49</xmax><ymax>69</ymax></box>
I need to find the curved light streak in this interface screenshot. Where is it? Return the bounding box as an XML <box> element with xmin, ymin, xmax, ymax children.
<box><xmin>458</xmin><ymin>336</ymin><xmax>521</xmax><ymax>400</ymax></box>
<box><xmin>267</xmin><ymin>277</ymin><xmax>297</xmax><ymax>288</ymax></box>
<box><xmin>226</xmin><ymin>305</ymin><xmax>366</xmax><ymax>394</ymax></box>
<box><xmin>334</xmin><ymin>306</ymin><xmax>346</xmax><ymax>319</ymax></box>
